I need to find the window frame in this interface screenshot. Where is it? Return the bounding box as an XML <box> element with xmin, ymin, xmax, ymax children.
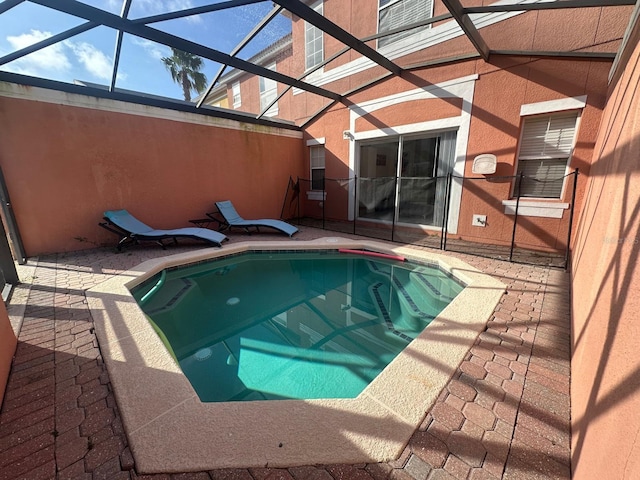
<box><xmin>231</xmin><ymin>81</ymin><xmax>241</xmax><ymax>108</ymax></box>
<box><xmin>309</xmin><ymin>144</ymin><xmax>326</xmax><ymax>191</ymax></box>
<box><xmin>512</xmin><ymin>111</ymin><xmax>581</xmax><ymax>200</ymax></box>
<box><xmin>259</xmin><ymin>62</ymin><xmax>278</xmax><ymax>117</ymax></box>
<box><xmin>304</xmin><ymin>0</ymin><xmax>324</xmax><ymax>71</ymax></box>
<box><xmin>377</xmin><ymin>0</ymin><xmax>433</xmax><ymax>49</ymax></box>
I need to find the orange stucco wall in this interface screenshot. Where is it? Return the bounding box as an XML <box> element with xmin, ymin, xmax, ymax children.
<box><xmin>303</xmin><ymin>57</ymin><xmax>610</xmax><ymax>250</ymax></box>
<box><xmin>570</xmin><ymin>18</ymin><xmax>640</xmax><ymax>480</ymax></box>
<box><xmin>0</xmin><ymin>299</ymin><xmax>16</xmax><ymax>407</ymax></box>
<box><xmin>0</xmin><ymin>89</ymin><xmax>305</xmax><ymax>256</ymax></box>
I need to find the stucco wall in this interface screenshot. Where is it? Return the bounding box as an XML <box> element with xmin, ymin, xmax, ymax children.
<box><xmin>0</xmin><ymin>84</ymin><xmax>305</xmax><ymax>256</ymax></box>
<box><xmin>0</xmin><ymin>299</ymin><xmax>16</xmax><ymax>407</ymax></box>
<box><xmin>570</xmin><ymin>16</ymin><xmax>640</xmax><ymax>480</ymax></box>
<box><xmin>303</xmin><ymin>57</ymin><xmax>610</xmax><ymax>249</ymax></box>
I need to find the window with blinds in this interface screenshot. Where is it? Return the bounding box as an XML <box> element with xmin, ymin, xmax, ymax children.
<box><xmin>515</xmin><ymin>113</ymin><xmax>579</xmax><ymax>198</ymax></box>
<box><xmin>305</xmin><ymin>0</ymin><xmax>323</xmax><ymax>70</ymax></box>
<box><xmin>378</xmin><ymin>0</ymin><xmax>432</xmax><ymax>48</ymax></box>
<box><xmin>232</xmin><ymin>82</ymin><xmax>241</xmax><ymax>108</ymax></box>
<box><xmin>310</xmin><ymin>145</ymin><xmax>325</xmax><ymax>190</ymax></box>
<box><xmin>259</xmin><ymin>63</ymin><xmax>278</xmax><ymax>117</ymax></box>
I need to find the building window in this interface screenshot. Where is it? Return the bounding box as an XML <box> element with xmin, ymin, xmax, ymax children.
<box><xmin>305</xmin><ymin>0</ymin><xmax>324</xmax><ymax>70</ymax></box>
<box><xmin>259</xmin><ymin>62</ymin><xmax>278</xmax><ymax>117</ymax></box>
<box><xmin>378</xmin><ymin>0</ymin><xmax>432</xmax><ymax>48</ymax></box>
<box><xmin>310</xmin><ymin>145</ymin><xmax>325</xmax><ymax>190</ymax></box>
<box><xmin>232</xmin><ymin>82</ymin><xmax>241</xmax><ymax>108</ymax></box>
<box><xmin>514</xmin><ymin>112</ymin><xmax>579</xmax><ymax>198</ymax></box>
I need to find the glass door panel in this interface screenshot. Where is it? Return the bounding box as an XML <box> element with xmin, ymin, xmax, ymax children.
<box><xmin>358</xmin><ymin>141</ymin><xmax>398</xmax><ymax>221</ymax></box>
<box><xmin>398</xmin><ymin>136</ymin><xmax>438</xmax><ymax>225</ymax></box>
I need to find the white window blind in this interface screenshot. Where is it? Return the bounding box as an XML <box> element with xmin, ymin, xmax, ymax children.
<box><xmin>232</xmin><ymin>82</ymin><xmax>241</xmax><ymax>108</ymax></box>
<box><xmin>378</xmin><ymin>0</ymin><xmax>432</xmax><ymax>48</ymax></box>
<box><xmin>310</xmin><ymin>145</ymin><xmax>325</xmax><ymax>190</ymax></box>
<box><xmin>305</xmin><ymin>0</ymin><xmax>324</xmax><ymax>70</ymax></box>
<box><xmin>515</xmin><ymin>113</ymin><xmax>578</xmax><ymax>198</ymax></box>
<box><xmin>259</xmin><ymin>63</ymin><xmax>278</xmax><ymax>117</ymax></box>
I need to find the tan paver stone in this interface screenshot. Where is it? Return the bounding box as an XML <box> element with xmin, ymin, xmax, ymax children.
<box><xmin>447</xmin><ymin>431</ymin><xmax>486</xmax><ymax>468</ymax></box>
<box><xmin>409</xmin><ymin>431</ymin><xmax>449</xmax><ymax>468</ymax></box>
<box><xmin>463</xmin><ymin>403</ymin><xmax>497</xmax><ymax>431</ymax></box>
<box><xmin>444</xmin><ymin>453</ymin><xmax>472</xmax><ymax>479</ymax></box>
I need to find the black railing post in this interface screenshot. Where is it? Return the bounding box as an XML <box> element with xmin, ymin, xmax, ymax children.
<box><xmin>296</xmin><ymin>176</ymin><xmax>301</xmax><ymax>224</ymax></box>
<box><xmin>353</xmin><ymin>175</ymin><xmax>357</xmax><ymax>235</ymax></box>
<box><xmin>440</xmin><ymin>175</ymin><xmax>449</xmax><ymax>250</ymax></box>
<box><xmin>509</xmin><ymin>172</ymin><xmax>524</xmax><ymax>262</ymax></box>
<box><xmin>391</xmin><ymin>175</ymin><xmax>398</xmax><ymax>243</ymax></box>
<box><xmin>322</xmin><ymin>180</ymin><xmax>326</xmax><ymax>230</ymax></box>
<box><xmin>442</xmin><ymin>174</ymin><xmax>453</xmax><ymax>251</ymax></box>
<box><xmin>564</xmin><ymin>169</ymin><xmax>579</xmax><ymax>270</ymax></box>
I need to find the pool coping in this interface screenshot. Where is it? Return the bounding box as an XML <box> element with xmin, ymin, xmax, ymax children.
<box><xmin>86</xmin><ymin>237</ymin><xmax>506</xmax><ymax>473</ymax></box>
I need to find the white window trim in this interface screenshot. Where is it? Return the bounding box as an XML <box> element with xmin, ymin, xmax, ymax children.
<box><xmin>519</xmin><ymin>95</ymin><xmax>587</xmax><ymax>116</ymax></box>
<box><xmin>232</xmin><ymin>81</ymin><xmax>241</xmax><ymax>108</ymax></box>
<box><xmin>502</xmin><ymin>200</ymin><xmax>569</xmax><ymax>219</ymax></box>
<box><xmin>306</xmin><ymin>137</ymin><xmax>325</xmax><ymax>146</ymax></box>
<box><xmin>304</xmin><ymin>0</ymin><xmax>324</xmax><ymax>73</ymax></box>
<box><xmin>308</xmin><ymin>141</ymin><xmax>327</xmax><ymax>200</ymax></box>
<box><xmin>376</xmin><ymin>0</ymin><xmax>434</xmax><ymax>50</ymax></box>
<box><xmin>259</xmin><ymin>62</ymin><xmax>279</xmax><ymax>117</ymax></box>
<box><xmin>506</xmin><ymin>100</ymin><xmax>584</xmax><ymax>217</ymax></box>
<box><xmin>346</xmin><ymin>74</ymin><xmax>478</xmax><ymax>234</ymax></box>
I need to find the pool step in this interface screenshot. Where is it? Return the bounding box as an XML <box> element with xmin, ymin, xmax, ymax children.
<box><xmin>144</xmin><ymin>278</ymin><xmax>197</xmax><ymax>315</ymax></box>
<box><xmin>366</xmin><ymin>260</ymin><xmax>448</xmax><ymax>327</ymax></box>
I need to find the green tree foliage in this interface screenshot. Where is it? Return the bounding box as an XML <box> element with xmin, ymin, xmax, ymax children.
<box><xmin>161</xmin><ymin>48</ymin><xmax>208</xmax><ymax>102</ymax></box>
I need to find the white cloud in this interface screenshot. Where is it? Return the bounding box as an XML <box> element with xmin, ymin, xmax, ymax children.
<box><xmin>6</xmin><ymin>30</ymin><xmax>72</xmax><ymax>75</ymax></box>
<box><xmin>131</xmin><ymin>37</ymin><xmax>170</xmax><ymax>60</ymax></box>
<box><xmin>135</xmin><ymin>0</ymin><xmax>202</xmax><ymax>23</ymax></box>
<box><xmin>65</xmin><ymin>41</ymin><xmax>113</xmax><ymax>80</ymax></box>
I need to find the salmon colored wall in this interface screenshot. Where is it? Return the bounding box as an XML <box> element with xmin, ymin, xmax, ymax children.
<box><xmin>0</xmin><ymin>90</ymin><xmax>305</xmax><ymax>256</ymax></box>
<box><xmin>0</xmin><ymin>299</ymin><xmax>16</xmax><ymax>407</ymax></box>
<box><xmin>355</xmin><ymin>98</ymin><xmax>462</xmax><ymax>132</ymax></box>
<box><xmin>457</xmin><ymin>58</ymin><xmax>609</xmax><ymax>250</ymax></box>
<box><xmin>303</xmin><ymin>57</ymin><xmax>610</xmax><ymax>250</ymax></box>
<box><xmin>570</xmin><ymin>18</ymin><xmax>640</xmax><ymax>480</ymax></box>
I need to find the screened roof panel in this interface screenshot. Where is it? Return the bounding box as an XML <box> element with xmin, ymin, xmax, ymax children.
<box><xmin>0</xmin><ymin>0</ymin><xmax>635</xmax><ymax>128</ymax></box>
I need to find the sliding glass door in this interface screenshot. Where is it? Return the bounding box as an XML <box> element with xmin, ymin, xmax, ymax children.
<box><xmin>357</xmin><ymin>130</ymin><xmax>457</xmax><ymax>227</ymax></box>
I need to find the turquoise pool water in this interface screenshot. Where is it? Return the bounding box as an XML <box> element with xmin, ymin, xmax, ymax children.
<box><xmin>132</xmin><ymin>250</ymin><xmax>464</xmax><ymax>402</ymax></box>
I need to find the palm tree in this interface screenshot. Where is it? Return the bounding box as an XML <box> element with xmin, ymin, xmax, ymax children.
<box><xmin>161</xmin><ymin>48</ymin><xmax>208</xmax><ymax>102</ymax></box>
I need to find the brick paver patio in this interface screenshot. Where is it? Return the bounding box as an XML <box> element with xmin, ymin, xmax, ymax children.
<box><xmin>0</xmin><ymin>227</ymin><xmax>571</xmax><ymax>479</ymax></box>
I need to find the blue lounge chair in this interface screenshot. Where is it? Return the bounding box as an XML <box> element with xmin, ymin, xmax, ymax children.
<box><xmin>99</xmin><ymin>209</ymin><xmax>228</xmax><ymax>251</ymax></box>
<box><xmin>209</xmin><ymin>200</ymin><xmax>298</xmax><ymax>237</ymax></box>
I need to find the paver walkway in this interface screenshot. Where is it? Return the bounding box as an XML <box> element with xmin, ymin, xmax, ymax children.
<box><xmin>0</xmin><ymin>228</ymin><xmax>571</xmax><ymax>479</ymax></box>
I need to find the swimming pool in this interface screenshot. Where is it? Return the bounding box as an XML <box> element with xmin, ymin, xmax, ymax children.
<box><xmin>87</xmin><ymin>238</ymin><xmax>505</xmax><ymax>473</ymax></box>
<box><xmin>131</xmin><ymin>251</ymin><xmax>464</xmax><ymax>402</ymax></box>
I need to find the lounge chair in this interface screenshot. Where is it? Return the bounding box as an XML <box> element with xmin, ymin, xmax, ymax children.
<box><xmin>208</xmin><ymin>200</ymin><xmax>298</xmax><ymax>237</ymax></box>
<box><xmin>99</xmin><ymin>209</ymin><xmax>228</xmax><ymax>251</ymax></box>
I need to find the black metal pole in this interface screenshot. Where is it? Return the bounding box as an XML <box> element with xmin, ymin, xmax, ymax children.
<box><xmin>391</xmin><ymin>175</ymin><xmax>398</xmax><ymax>243</ymax></box>
<box><xmin>509</xmin><ymin>172</ymin><xmax>524</xmax><ymax>262</ymax></box>
<box><xmin>440</xmin><ymin>175</ymin><xmax>449</xmax><ymax>250</ymax></box>
<box><xmin>564</xmin><ymin>169</ymin><xmax>579</xmax><ymax>270</ymax></box>
<box><xmin>353</xmin><ymin>175</ymin><xmax>357</xmax><ymax>235</ymax></box>
<box><xmin>322</xmin><ymin>180</ymin><xmax>326</xmax><ymax>230</ymax></box>
<box><xmin>296</xmin><ymin>176</ymin><xmax>301</xmax><ymax>225</ymax></box>
<box><xmin>0</xmin><ymin>165</ymin><xmax>26</xmax><ymax>264</ymax></box>
<box><xmin>442</xmin><ymin>174</ymin><xmax>453</xmax><ymax>251</ymax></box>
<box><xmin>0</xmin><ymin>215</ymin><xmax>19</xmax><ymax>287</ymax></box>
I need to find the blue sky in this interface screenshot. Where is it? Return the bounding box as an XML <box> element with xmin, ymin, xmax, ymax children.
<box><xmin>0</xmin><ymin>0</ymin><xmax>291</xmax><ymax>99</ymax></box>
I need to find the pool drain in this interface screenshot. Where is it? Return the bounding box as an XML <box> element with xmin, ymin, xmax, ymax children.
<box><xmin>194</xmin><ymin>348</ymin><xmax>212</xmax><ymax>361</ymax></box>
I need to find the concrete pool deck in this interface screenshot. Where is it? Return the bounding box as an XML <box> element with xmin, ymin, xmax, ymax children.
<box><xmin>85</xmin><ymin>238</ymin><xmax>505</xmax><ymax>472</ymax></box>
<box><xmin>0</xmin><ymin>227</ymin><xmax>571</xmax><ymax>479</ymax></box>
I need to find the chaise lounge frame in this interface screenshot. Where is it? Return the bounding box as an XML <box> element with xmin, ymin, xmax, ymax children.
<box><xmin>99</xmin><ymin>209</ymin><xmax>228</xmax><ymax>251</ymax></box>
